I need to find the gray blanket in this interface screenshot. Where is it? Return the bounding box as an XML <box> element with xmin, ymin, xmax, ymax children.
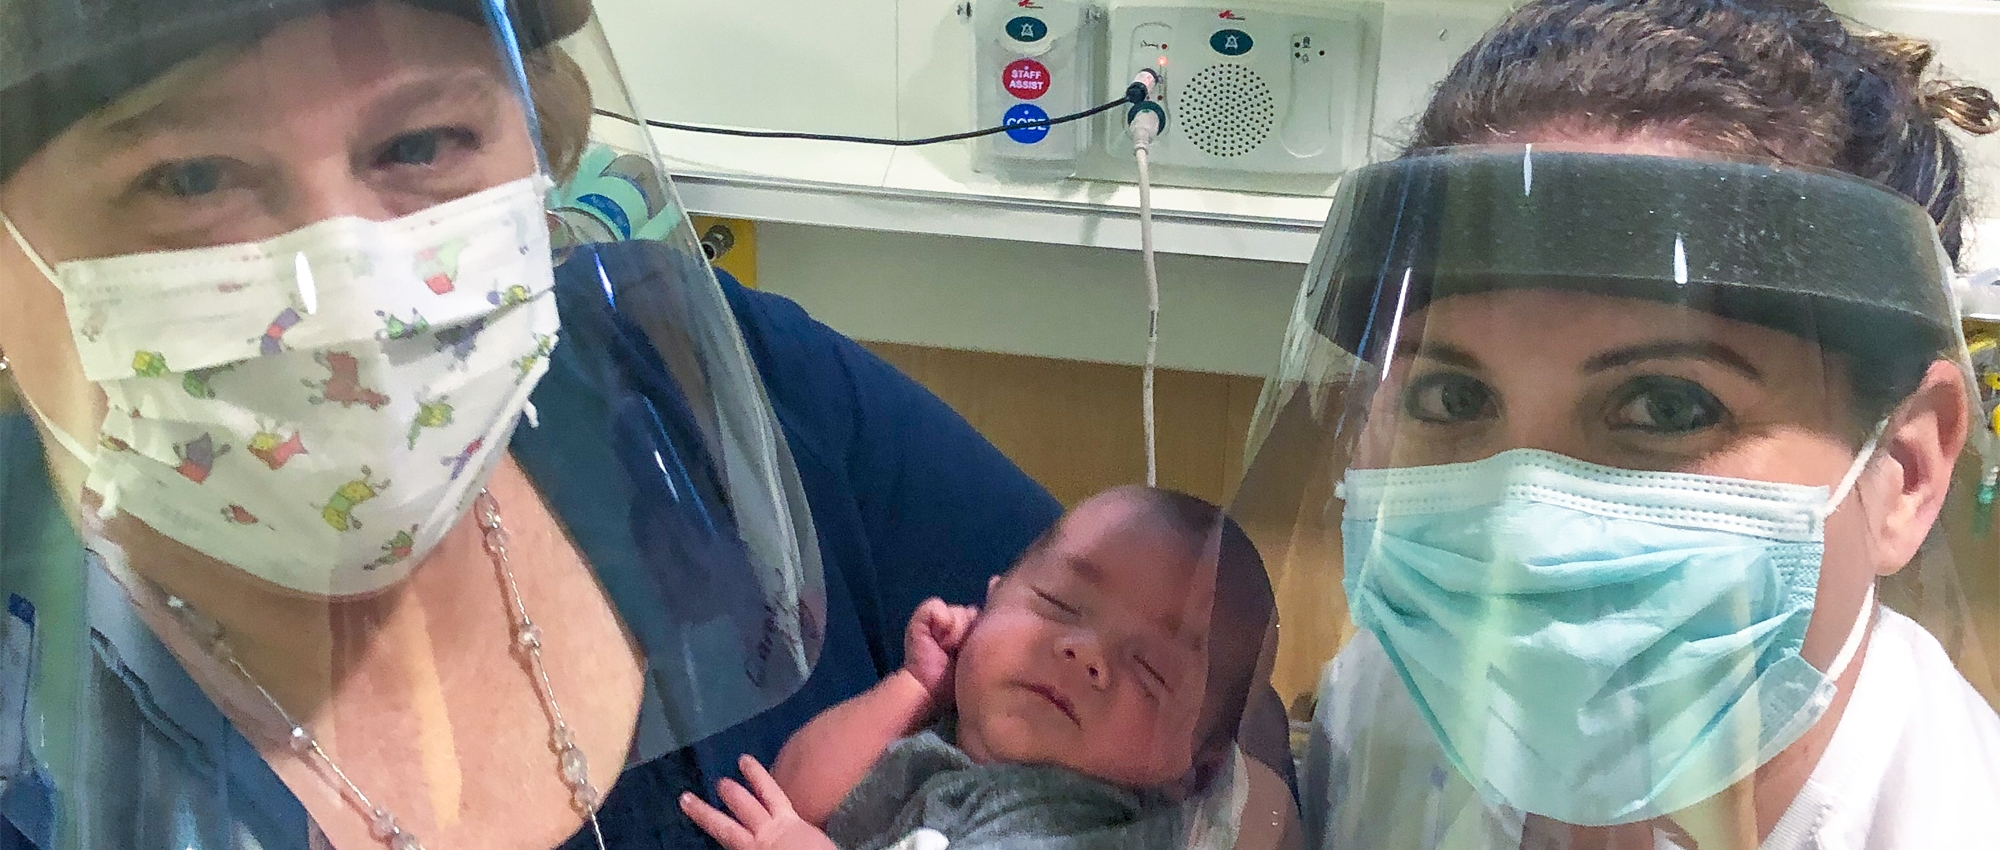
<box><xmin>823</xmin><ymin>727</ymin><xmax>1187</xmax><ymax>850</ymax></box>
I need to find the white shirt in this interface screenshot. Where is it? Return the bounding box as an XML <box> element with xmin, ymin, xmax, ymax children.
<box><xmin>1301</xmin><ymin>607</ymin><xmax>2000</xmax><ymax>850</ymax></box>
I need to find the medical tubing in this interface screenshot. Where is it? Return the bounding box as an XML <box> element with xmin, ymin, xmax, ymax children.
<box><xmin>593</xmin><ymin>84</ymin><xmax>1151</xmax><ymax>147</ymax></box>
<box><xmin>1137</xmin><ymin>146</ymin><xmax>1159</xmax><ymax>487</ymax></box>
<box><xmin>1128</xmin><ymin>69</ymin><xmax>1164</xmax><ymax>487</ymax></box>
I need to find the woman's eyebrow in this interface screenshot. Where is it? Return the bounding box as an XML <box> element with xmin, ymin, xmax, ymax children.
<box><xmin>364</xmin><ymin>70</ymin><xmax>504</xmax><ymax>126</ymax></box>
<box><xmin>1582</xmin><ymin>340</ymin><xmax>1764</xmax><ymax>381</ymax></box>
<box><xmin>91</xmin><ymin>97</ymin><xmax>231</xmax><ymax>151</ymax></box>
<box><xmin>1395</xmin><ymin>341</ymin><xmax>1481</xmax><ymax>370</ymax></box>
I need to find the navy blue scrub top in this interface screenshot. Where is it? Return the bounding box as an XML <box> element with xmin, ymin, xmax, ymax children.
<box><xmin>0</xmin><ymin>242</ymin><xmax>1063</xmax><ymax>849</ymax></box>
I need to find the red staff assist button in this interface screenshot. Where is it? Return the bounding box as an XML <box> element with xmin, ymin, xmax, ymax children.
<box><xmin>1002</xmin><ymin>58</ymin><xmax>1052</xmax><ymax>100</ymax></box>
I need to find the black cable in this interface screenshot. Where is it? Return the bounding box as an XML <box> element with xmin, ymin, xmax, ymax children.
<box><xmin>594</xmin><ymin>83</ymin><xmax>1149</xmax><ymax>147</ymax></box>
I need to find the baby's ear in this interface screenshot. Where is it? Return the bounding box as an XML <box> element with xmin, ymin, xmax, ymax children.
<box><xmin>986</xmin><ymin>573</ymin><xmax>1003</xmax><ymax>599</ymax></box>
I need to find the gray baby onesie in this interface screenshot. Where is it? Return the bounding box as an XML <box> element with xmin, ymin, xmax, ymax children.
<box><xmin>824</xmin><ymin>727</ymin><xmax>1186</xmax><ymax>850</ymax></box>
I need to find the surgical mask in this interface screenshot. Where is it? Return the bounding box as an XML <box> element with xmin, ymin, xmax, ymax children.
<box><xmin>2</xmin><ymin>175</ymin><xmax>560</xmax><ymax>597</ymax></box>
<box><xmin>1338</xmin><ymin>443</ymin><xmax>1880</xmax><ymax>826</ymax></box>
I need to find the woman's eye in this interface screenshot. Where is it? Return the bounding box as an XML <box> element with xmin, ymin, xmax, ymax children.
<box><xmin>1402</xmin><ymin>372</ymin><xmax>1497</xmax><ymax>425</ymax></box>
<box><xmin>1608</xmin><ymin>376</ymin><xmax>1727</xmax><ymax>434</ymax></box>
<box><xmin>140</xmin><ymin>159</ymin><xmax>232</xmax><ymax>198</ymax></box>
<box><xmin>375</xmin><ymin>128</ymin><xmax>474</xmax><ymax>168</ymax></box>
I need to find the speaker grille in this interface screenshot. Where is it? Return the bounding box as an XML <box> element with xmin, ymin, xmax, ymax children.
<box><xmin>1179</xmin><ymin>63</ymin><xmax>1275</xmax><ymax>158</ymax></box>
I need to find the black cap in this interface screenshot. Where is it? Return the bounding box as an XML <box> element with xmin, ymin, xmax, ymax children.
<box><xmin>0</xmin><ymin>0</ymin><xmax>591</xmax><ymax>184</ymax></box>
<box><xmin>1319</xmin><ymin>148</ymin><xmax>1957</xmax><ymax>367</ymax></box>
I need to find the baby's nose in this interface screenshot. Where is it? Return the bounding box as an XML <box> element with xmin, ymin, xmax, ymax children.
<box><xmin>1058</xmin><ymin>638</ymin><xmax>1109</xmax><ymax>690</ymax></box>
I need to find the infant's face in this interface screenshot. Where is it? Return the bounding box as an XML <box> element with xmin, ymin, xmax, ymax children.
<box><xmin>952</xmin><ymin>492</ymin><xmax>1215</xmax><ymax>790</ymax></box>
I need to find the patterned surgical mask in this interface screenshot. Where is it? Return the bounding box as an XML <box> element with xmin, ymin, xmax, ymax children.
<box><xmin>3</xmin><ymin>175</ymin><xmax>561</xmax><ymax>597</ymax></box>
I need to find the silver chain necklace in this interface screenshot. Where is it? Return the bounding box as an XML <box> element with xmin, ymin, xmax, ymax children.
<box><xmin>159</xmin><ymin>489</ymin><xmax>608</xmax><ymax>850</ymax></box>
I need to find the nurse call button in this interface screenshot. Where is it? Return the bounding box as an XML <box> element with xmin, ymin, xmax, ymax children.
<box><xmin>1212</xmin><ymin>29</ymin><xmax>1252</xmax><ymax>55</ymax></box>
<box><xmin>1003</xmin><ymin>104</ymin><xmax>1052</xmax><ymax>144</ymax></box>
<box><xmin>1003</xmin><ymin>58</ymin><xmax>1051</xmax><ymax>100</ymax></box>
<box><xmin>1008</xmin><ymin>16</ymin><xmax>1048</xmax><ymax>42</ymax></box>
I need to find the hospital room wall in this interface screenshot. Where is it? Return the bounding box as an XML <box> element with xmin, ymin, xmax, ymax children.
<box><xmin>755</xmin><ymin>221</ymin><xmax>1299</xmax><ymax>508</ymax></box>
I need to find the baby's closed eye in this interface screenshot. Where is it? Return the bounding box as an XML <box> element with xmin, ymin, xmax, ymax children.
<box><xmin>1132</xmin><ymin>655</ymin><xmax>1176</xmax><ymax>699</ymax></box>
<box><xmin>1033</xmin><ymin>588</ymin><xmax>1082</xmax><ymax>621</ymax></box>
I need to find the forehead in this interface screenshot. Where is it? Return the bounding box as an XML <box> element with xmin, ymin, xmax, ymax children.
<box><xmin>1401</xmin><ymin>290</ymin><xmax>1833</xmax><ymax>371</ymax></box>
<box><xmin>1027</xmin><ymin>493</ymin><xmax>1217</xmax><ymax>638</ymax></box>
<box><xmin>74</xmin><ymin>4</ymin><xmax>508</xmax><ymax>150</ymax></box>
<box><xmin>235</xmin><ymin>2</ymin><xmax>501</xmax><ymax>76</ymax></box>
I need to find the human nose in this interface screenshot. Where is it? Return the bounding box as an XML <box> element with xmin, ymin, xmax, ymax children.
<box><xmin>274</xmin><ymin>164</ymin><xmax>403</xmax><ymax>232</ymax></box>
<box><xmin>1503</xmin><ymin>409</ymin><xmax>1646</xmax><ymax>468</ymax></box>
<box><xmin>1484</xmin><ymin>390</ymin><xmax>1598</xmax><ymax>463</ymax></box>
<box><xmin>1055</xmin><ymin>632</ymin><xmax>1110</xmax><ymax>691</ymax></box>
<box><xmin>1508</xmin><ymin>421</ymin><xmax>1592</xmax><ymax>460</ymax></box>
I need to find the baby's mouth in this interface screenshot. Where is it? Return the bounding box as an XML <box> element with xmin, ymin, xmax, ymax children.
<box><xmin>1020</xmin><ymin>683</ymin><xmax>1079</xmax><ymax>726</ymax></box>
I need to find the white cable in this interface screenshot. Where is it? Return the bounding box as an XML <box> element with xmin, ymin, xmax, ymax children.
<box><xmin>1136</xmin><ymin>144</ymin><xmax>1160</xmax><ymax>488</ymax></box>
<box><xmin>1126</xmin><ymin>72</ymin><xmax>1164</xmax><ymax>488</ymax></box>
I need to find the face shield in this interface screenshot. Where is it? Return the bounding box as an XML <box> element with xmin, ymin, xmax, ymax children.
<box><xmin>0</xmin><ymin>1</ymin><xmax>823</xmax><ymax>846</ymax></box>
<box><xmin>1239</xmin><ymin>147</ymin><xmax>1996</xmax><ymax>844</ymax></box>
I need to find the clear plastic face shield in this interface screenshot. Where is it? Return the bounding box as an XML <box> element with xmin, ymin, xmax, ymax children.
<box><xmin>1237</xmin><ymin>148</ymin><xmax>1996</xmax><ymax>847</ymax></box>
<box><xmin>0</xmin><ymin>0</ymin><xmax>823</xmax><ymax>846</ymax></box>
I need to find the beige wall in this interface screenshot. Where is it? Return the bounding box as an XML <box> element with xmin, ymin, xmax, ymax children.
<box><xmin>863</xmin><ymin>341</ymin><xmax>1266</xmax><ymax>508</ymax></box>
<box><xmin>760</xmin><ymin>223</ymin><xmax>1305</xmax><ymax>379</ymax></box>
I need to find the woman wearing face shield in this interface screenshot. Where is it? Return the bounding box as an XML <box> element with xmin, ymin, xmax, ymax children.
<box><xmin>0</xmin><ymin>1</ymin><xmax>1067</xmax><ymax>848</ymax></box>
<box><xmin>1237</xmin><ymin>2</ymin><xmax>2000</xmax><ymax>849</ymax></box>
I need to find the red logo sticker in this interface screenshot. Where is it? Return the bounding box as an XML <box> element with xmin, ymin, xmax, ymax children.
<box><xmin>1219</xmin><ymin>9</ymin><xmax>1246</xmax><ymax>20</ymax></box>
<box><xmin>1003</xmin><ymin>58</ymin><xmax>1052</xmax><ymax>100</ymax></box>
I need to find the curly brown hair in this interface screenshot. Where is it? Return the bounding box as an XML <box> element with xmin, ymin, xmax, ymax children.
<box><xmin>1406</xmin><ymin>0</ymin><xmax>1996</xmax><ymax>266</ymax></box>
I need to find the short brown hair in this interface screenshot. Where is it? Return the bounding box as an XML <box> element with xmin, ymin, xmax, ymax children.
<box><xmin>525</xmin><ymin>44</ymin><xmax>593</xmax><ymax>184</ymax></box>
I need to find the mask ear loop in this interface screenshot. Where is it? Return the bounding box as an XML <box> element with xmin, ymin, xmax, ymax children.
<box><xmin>1</xmin><ymin>213</ymin><xmax>100</xmax><ymax>463</ymax></box>
<box><xmin>1822</xmin><ymin>582</ymin><xmax>1877</xmax><ymax>682</ymax></box>
<box><xmin>0</xmin><ymin>348</ymin><xmax>112</xmax><ymax>517</ymax></box>
<box><xmin>1816</xmin><ymin>419</ymin><xmax>1889</xmax><ymax>682</ymax></box>
<box><xmin>1818</xmin><ymin>420</ymin><xmax>1891</xmax><ymax>520</ymax></box>
<box><xmin>3</xmin><ymin>212</ymin><xmax>121</xmax><ymax>516</ymax></box>
<box><xmin>13</xmin><ymin>386</ymin><xmax>101</xmax><ymax>471</ymax></box>
<box><xmin>1</xmin><ymin>213</ymin><xmax>62</xmax><ymax>284</ymax></box>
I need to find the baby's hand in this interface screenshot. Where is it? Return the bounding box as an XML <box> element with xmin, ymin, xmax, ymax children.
<box><xmin>682</xmin><ymin>756</ymin><xmax>839</xmax><ymax>850</ymax></box>
<box><xmin>903</xmin><ymin>598</ymin><xmax>978</xmax><ymax>698</ymax></box>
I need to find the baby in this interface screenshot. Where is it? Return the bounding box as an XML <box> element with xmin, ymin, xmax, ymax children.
<box><xmin>681</xmin><ymin>485</ymin><xmax>1276</xmax><ymax>850</ymax></box>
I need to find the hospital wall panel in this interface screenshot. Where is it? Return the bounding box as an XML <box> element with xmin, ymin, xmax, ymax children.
<box><xmin>759</xmin><ymin>222</ymin><xmax>1304</xmax><ymax>378</ymax></box>
<box><xmin>862</xmin><ymin>341</ymin><xmax>1265</xmax><ymax>509</ymax></box>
